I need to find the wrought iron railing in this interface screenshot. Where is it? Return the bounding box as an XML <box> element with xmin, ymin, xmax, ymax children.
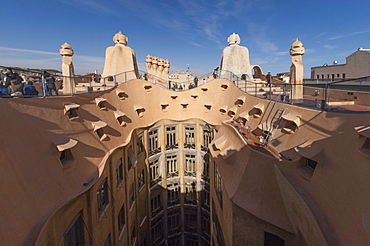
<box><xmin>1</xmin><ymin>65</ymin><xmax>370</xmax><ymax>113</ymax></box>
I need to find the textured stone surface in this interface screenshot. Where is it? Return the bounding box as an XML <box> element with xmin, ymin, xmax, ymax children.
<box><xmin>220</xmin><ymin>33</ymin><xmax>253</xmax><ymax>81</ymax></box>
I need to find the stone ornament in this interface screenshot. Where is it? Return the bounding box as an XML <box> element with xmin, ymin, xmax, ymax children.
<box><xmin>289</xmin><ymin>39</ymin><xmax>305</xmax><ymax>103</ymax></box>
<box><xmin>60</xmin><ymin>42</ymin><xmax>75</xmax><ymax>94</ymax></box>
<box><xmin>146</xmin><ymin>55</ymin><xmax>170</xmax><ymax>82</ymax></box>
<box><xmin>290</xmin><ymin>39</ymin><xmax>305</xmax><ymax>56</ymax></box>
<box><xmin>101</xmin><ymin>32</ymin><xmax>139</xmax><ymax>82</ymax></box>
<box><xmin>220</xmin><ymin>33</ymin><xmax>253</xmax><ymax>81</ymax></box>
<box><xmin>113</xmin><ymin>32</ymin><xmax>128</xmax><ymax>45</ymax></box>
<box><xmin>60</xmin><ymin>42</ymin><xmax>74</xmax><ymax>56</ymax></box>
<box><xmin>227</xmin><ymin>33</ymin><xmax>241</xmax><ymax>46</ymax></box>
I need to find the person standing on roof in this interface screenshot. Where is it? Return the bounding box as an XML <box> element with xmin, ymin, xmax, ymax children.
<box><xmin>44</xmin><ymin>71</ymin><xmax>59</xmax><ymax>96</ymax></box>
<box><xmin>4</xmin><ymin>68</ymin><xmax>23</xmax><ymax>87</ymax></box>
<box><xmin>266</xmin><ymin>72</ymin><xmax>272</xmax><ymax>86</ymax></box>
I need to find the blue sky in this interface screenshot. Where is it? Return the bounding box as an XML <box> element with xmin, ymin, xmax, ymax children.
<box><xmin>0</xmin><ymin>0</ymin><xmax>369</xmax><ymax>78</ymax></box>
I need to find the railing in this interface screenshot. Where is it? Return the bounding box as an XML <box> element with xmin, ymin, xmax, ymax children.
<box><xmin>1</xmin><ymin>65</ymin><xmax>370</xmax><ymax>113</ymax></box>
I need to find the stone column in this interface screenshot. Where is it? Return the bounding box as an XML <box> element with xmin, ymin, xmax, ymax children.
<box><xmin>60</xmin><ymin>43</ymin><xmax>75</xmax><ymax>95</ymax></box>
<box><xmin>289</xmin><ymin>39</ymin><xmax>305</xmax><ymax>103</ymax></box>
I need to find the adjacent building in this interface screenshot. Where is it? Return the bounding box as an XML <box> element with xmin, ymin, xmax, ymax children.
<box><xmin>311</xmin><ymin>48</ymin><xmax>370</xmax><ymax>80</ymax></box>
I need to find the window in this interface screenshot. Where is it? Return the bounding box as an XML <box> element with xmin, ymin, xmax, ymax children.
<box><xmin>66</xmin><ymin>108</ymin><xmax>79</xmax><ymax>119</ymax></box>
<box><xmin>166</xmin><ymin>154</ymin><xmax>178</xmax><ymax>178</ymax></box>
<box><xmin>64</xmin><ymin>212</ymin><xmax>90</xmax><ymax>246</ymax></box>
<box><xmin>149</xmin><ymin>158</ymin><xmax>161</xmax><ymax>186</ymax></box>
<box><xmin>185</xmin><ymin>209</ymin><xmax>197</xmax><ymax>232</ymax></box>
<box><xmin>144</xmin><ymin>84</ymin><xmax>152</xmax><ymax>91</ymax></box>
<box><xmin>116</xmin><ymin>158</ymin><xmax>124</xmax><ymax>188</ymax></box>
<box><xmin>131</xmin><ymin>224</ymin><xmax>136</xmax><ymax>245</ymax></box>
<box><xmin>118</xmin><ymin>204</ymin><xmax>125</xmax><ymax>233</ymax></box>
<box><xmin>137</xmin><ymin>135</ymin><xmax>144</xmax><ymax>155</ymax></box>
<box><xmin>202</xmin><ymin>125</ymin><xmax>214</xmax><ymax>151</ymax></box>
<box><xmin>306</xmin><ymin>158</ymin><xmax>318</xmax><ymax>171</ymax></box>
<box><xmin>96</xmin><ymin>128</ymin><xmax>105</xmax><ymax>139</ymax></box>
<box><xmin>185</xmin><ymin>237</ymin><xmax>198</xmax><ymax>246</ymax></box>
<box><xmin>167</xmin><ymin>183</ymin><xmax>180</xmax><ymax>205</ymax></box>
<box><xmin>138</xmin><ymin>169</ymin><xmax>145</xmax><ymax>190</ymax></box>
<box><xmin>58</xmin><ymin>149</ymin><xmax>74</xmax><ymax>167</ymax></box>
<box><xmin>184</xmin><ymin>154</ymin><xmax>196</xmax><ymax>177</ymax></box>
<box><xmin>116</xmin><ymin>89</ymin><xmax>126</xmax><ymax>100</ymax></box>
<box><xmin>95</xmin><ymin>98</ymin><xmax>107</xmax><ymax>110</ymax></box>
<box><xmin>127</xmin><ymin>146</ymin><xmax>137</xmax><ymax>170</ymax></box>
<box><xmin>202</xmin><ymin>153</ymin><xmax>210</xmax><ymax>180</ymax></box>
<box><xmin>343</xmin><ymin>73</ymin><xmax>346</xmax><ymax>78</ymax></box>
<box><xmin>166</xmin><ymin>126</ymin><xmax>178</xmax><ymax>149</ymax></box>
<box><xmin>184</xmin><ymin>126</ymin><xmax>195</xmax><ymax>149</ymax></box>
<box><xmin>283</xmin><ymin>120</ymin><xmax>298</xmax><ymax>133</ymax></box>
<box><xmin>92</xmin><ymin>121</ymin><xmax>108</xmax><ymax>141</ymax></box>
<box><xmin>59</xmin><ymin>149</ymin><xmax>68</xmax><ymax>162</ymax></box>
<box><xmin>167</xmin><ymin>210</ymin><xmax>180</xmax><ymax>232</ymax></box>
<box><xmin>148</xmin><ymin>129</ymin><xmax>160</xmax><ymax>156</ymax></box>
<box><xmin>64</xmin><ymin>103</ymin><xmax>80</xmax><ymax>120</ymax></box>
<box><xmin>185</xmin><ymin>183</ymin><xmax>196</xmax><ymax>204</ymax></box>
<box><xmin>236</xmin><ymin>96</ymin><xmax>245</xmax><ymax>107</ymax></box>
<box><xmin>201</xmin><ymin>210</ymin><xmax>210</xmax><ymax>237</ymax></box>
<box><xmin>129</xmin><ymin>183</ymin><xmax>135</xmax><ymax>208</ymax></box>
<box><xmin>97</xmin><ymin>178</ymin><xmax>109</xmax><ymax>215</ymax></box>
<box><xmin>151</xmin><ymin>220</ymin><xmax>163</xmax><ymax>243</ymax></box>
<box><xmin>168</xmin><ymin>237</ymin><xmax>181</xmax><ymax>246</ymax></box>
<box><xmin>150</xmin><ymin>192</ymin><xmax>162</xmax><ymax>217</ymax></box>
<box><xmin>201</xmin><ymin>183</ymin><xmax>210</xmax><ymax>208</ymax></box>
<box><xmin>135</xmin><ymin>104</ymin><xmax>145</xmax><ymax>117</ymax></box>
<box><xmin>117</xmin><ymin>116</ymin><xmax>125</xmax><ymax>126</ymax></box>
<box><xmin>54</xmin><ymin>137</ymin><xmax>77</xmax><ymax>168</ymax></box>
<box><xmin>139</xmin><ymin>201</ymin><xmax>147</xmax><ymax>225</ymax></box>
<box><xmin>139</xmin><ymin>237</ymin><xmax>147</xmax><ymax>246</ymax></box>
<box><xmin>98</xmin><ymin>101</ymin><xmax>107</xmax><ymax>109</ymax></box>
<box><xmin>114</xmin><ymin>110</ymin><xmax>126</xmax><ymax>126</ymax></box>
<box><xmin>103</xmin><ymin>234</ymin><xmax>111</xmax><ymax>246</ymax></box>
<box><xmin>264</xmin><ymin>232</ymin><xmax>285</xmax><ymax>246</ymax></box>
<box><xmin>212</xmin><ymin>201</ymin><xmax>225</xmax><ymax>246</ymax></box>
<box><xmin>214</xmin><ymin>162</ymin><xmax>223</xmax><ymax>209</ymax></box>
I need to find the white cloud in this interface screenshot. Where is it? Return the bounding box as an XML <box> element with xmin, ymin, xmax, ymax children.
<box><xmin>304</xmin><ymin>48</ymin><xmax>315</xmax><ymax>54</ymax></box>
<box><xmin>323</xmin><ymin>44</ymin><xmax>336</xmax><ymax>49</ymax></box>
<box><xmin>328</xmin><ymin>29</ymin><xmax>370</xmax><ymax>40</ymax></box>
<box><xmin>56</xmin><ymin>0</ymin><xmax>116</xmax><ymax>15</ymax></box>
<box><xmin>190</xmin><ymin>42</ymin><xmax>207</xmax><ymax>48</ymax></box>
<box><xmin>0</xmin><ymin>45</ymin><xmax>105</xmax><ymax>74</ymax></box>
<box><xmin>0</xmin><ymin>46</ymin><xmax>59</xmax><ymax>55</ymax></box>
<box><xmin>274</xmin><ymin>51</ymin><xmax>288</xmax><ymax>56</ymax></box>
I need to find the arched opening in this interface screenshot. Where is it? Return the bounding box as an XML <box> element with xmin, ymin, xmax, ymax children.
<box><xmin>252</xmin><ymin>65</ymin><xmax>263</xmax><ymax>79</ymax></box>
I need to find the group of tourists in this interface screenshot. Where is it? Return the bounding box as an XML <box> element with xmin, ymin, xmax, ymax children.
<box><xmin>169</xmin><ymin>76</ymin><xmax>200</xmax><ymax>91</ymax></box>
<box><xmin>170</xmin><ymin>82</ymin><xmax>198</xmax><ymax>91</ymax></box>
<box><xmin>0</xmin><ymin>68</ymin><xmax>59</xmax><ymax>97</ymax></box>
